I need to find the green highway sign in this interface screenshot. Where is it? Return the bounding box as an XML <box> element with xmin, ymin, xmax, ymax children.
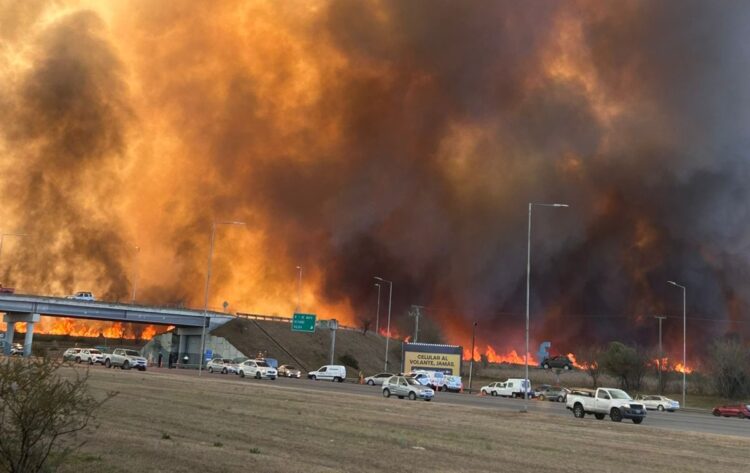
<box><xmin>292</xmin><ymin>313</ymin><xmax>316</xmax><ymax>333</ymax></box>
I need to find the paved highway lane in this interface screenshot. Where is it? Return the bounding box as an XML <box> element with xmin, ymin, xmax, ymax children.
<box><xmin>146</xmin><ymin>367</ymin><xmax>750</xmax><ymax>438</ymax></box>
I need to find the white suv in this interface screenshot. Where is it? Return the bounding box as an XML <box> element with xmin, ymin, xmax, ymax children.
<box><xmin>78</xmin><ymin>348</ymin><xmax>104</xmax><ymax>365</ymax></box>
<box><xmin>67</xmin><ymin>291</ymin><xmax>95</xmax><ymax>301</ymax></box>
<box><xmin>237</xmin><ymin>359</ymin><xmax>277</xmax><ymax>379</ymax></box>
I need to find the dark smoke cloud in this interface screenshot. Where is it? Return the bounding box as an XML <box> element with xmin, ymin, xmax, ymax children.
<box><xmin>1</xmin><ymin>0</ymin><xmax>749</xmax><ymax>361</ymax></box>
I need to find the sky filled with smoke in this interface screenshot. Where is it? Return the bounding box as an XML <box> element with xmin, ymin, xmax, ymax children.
<box><xmin>1</xmin><ymin>0</ymin><xmax>749</xmax><ymax>359</ymax></box>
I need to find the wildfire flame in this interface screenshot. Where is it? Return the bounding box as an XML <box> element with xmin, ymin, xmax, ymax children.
<box><xmin>12</xmin><ymin>317</ymin><xmax>169</xmax><ymax>340</ymax></box>
<box><xmin>463</xmin><ymin>345</ymin><xmax>537</xmax><ymax>365</ymax></box>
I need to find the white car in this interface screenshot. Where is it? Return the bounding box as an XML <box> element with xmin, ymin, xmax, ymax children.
<box><xmin>78</xmin><ymin>348</ymin><xmax>104</xmax><ymax>365</ymax></box>
<box><xmin>67</xmin><ymin>291</ymin><xmax>95</xmax><ymax>301</ymax></box>
<box><xmin>480</xmin><ymin>378</ymin><xmax>532</xmax><ymax>398</ymax></box>
<box><xmin>237</xmin><ymin>359</ymin><xmax>277</xmax><ymax>379</ymax></box>
<box><xmin>365</xmin><ymin>372</ymin><xmax>395</xmax><ymax>386</ymax></box>
<box><xmin>207</xmin><ymin>358</ymin><xmax>237</xmax><ymax>374</ymax></box>
<box><xmin>635</xmin><ymin>394</ymin><xmax>680</xmax><ymax>412</ymax></box>
<box><xmin>104</xmin><ymin>348</ymin><xmax>147</xmax><ymax>371</ymax></box>
<box><xmin>307</xmin><ymin>365</ymin><xmax>346</xmax><ymax>382</ymax></box>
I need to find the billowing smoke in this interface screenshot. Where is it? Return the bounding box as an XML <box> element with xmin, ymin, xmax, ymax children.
<box><xmin>1</xmin><ymin>0</ymin><xmax>749</xmax><ymax>361</ymax></box>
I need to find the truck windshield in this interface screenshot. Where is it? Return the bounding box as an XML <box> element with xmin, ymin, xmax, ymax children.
<box><xmin>608</xmin><ymin>389</ymin><xmax>631</xmax><ymax>400</ymax></box>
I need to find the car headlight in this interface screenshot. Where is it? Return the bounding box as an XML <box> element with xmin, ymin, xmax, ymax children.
<box><xmin>622</xmin><ymin>404</ymin><xmax>631</xmax><ymax>409</ymax></box>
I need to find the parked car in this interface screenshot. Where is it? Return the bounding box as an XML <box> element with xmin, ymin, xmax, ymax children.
<box><xmin>63</xmin><ymin>347</ymin><xmax>82</xmax><ymax>361</ymax></box>
<box><xmin>566</xmin><ymin>387</ymin><xmax>646</xmax><ymax>424</ymax></box>
<box><xmin>278</xmin><ymin>365</ymin><xmax>302</xmax><ymax>378</ymax></box>
<box><xmin>634</xmin><ymin>394</ymin><xmax>680</xmax><ymax>412</ymax></box>
<box><xmin>207</xmin><ymin>358</ymin><xmax>236</xmax><ymax>374</ymax></box>
<box><xmin>480</xmin><ymin>378</ymin><xmax>533</xmax><ymax>398</ymax></box>
<box><xmin>104</xmin><ymin>348</ymin><xmax>147</xmax><ymax>371</ymax></box>
<box><xmin>382</xmin><ymin>375</ymin><xmax>434</xmax><ymax>401</ymax></box>
<box><xmin>712</xmin><ymin>404</ymin><xmax>750</xmax><ymax>418</ymax></box>
<box><xmin>365</xmin><ymin>372</ymin><xmax>395</xmax><ymax>386</ymax></box>
<box><xmin>67</xmin><ymin>291</ymin><xmax>95</xmax><ymax>301</ymax></box>
<box><xmin>443</xmin><ymin>375</ymin><xmax>463</xmax><ymax>393</ymax></box>
<box><xmin>538</xmin><ymin>386</ymin><xmax>569</xmax><ymax>402</ymax></box>
<box><xmin>308</xmin><ymin>365</ymin><xmax>346</xmax><ymax>382</ymax></box>
<box><xmin>9</xmin><ymin>343</ymin><xmax>23</xmax><ymax>356</ymax></box>
<box><xmin>237</xmin><ymin>359</ymin><xmax>277</xmax><ymax>379</ymax></box>
<box><xmin>78</xmin><ymin>348</ymin><xmax>104</xmax><ymax>365</ymax></box>
<box><xmin>541</xmin><ymin>355</ymin><xmax>573</xmax><ymax>370</ymax></box>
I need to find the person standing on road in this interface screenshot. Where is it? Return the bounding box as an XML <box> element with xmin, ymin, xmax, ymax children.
<box><xmin>158</xmin><ymin>352</ymin><xmax>163</xmax><ymax>368</ymax></box>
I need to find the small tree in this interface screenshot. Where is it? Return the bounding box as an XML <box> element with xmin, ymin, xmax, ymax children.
<box><xmin>707</xmin><ymin>337</ymin><xmax>750</xmax><ymax>399</ymax></box>
<box><xmin>601</xmin><ymin>342</ymin><xmax>649</xmax><ymax>391</ymax></box>
<box><xmin>0</xmin><ymin>358</ymin><xmax>115</xmax><ymax>472</ymax></box>
<box><xmin>576</xmin><ymin>345</ymin><xmax>604</xmax><ymax>388</ymax></box>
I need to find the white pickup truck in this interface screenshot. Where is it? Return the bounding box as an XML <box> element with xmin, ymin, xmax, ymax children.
<box><xmin>566</xmin><ymin>387</ymin><xmax>646</xmax><ymax>424</ymax></box>
<box><xmin>104</xmin><ymin>348</ymin><xmax>147</xmax><ymax>371</ymax></box>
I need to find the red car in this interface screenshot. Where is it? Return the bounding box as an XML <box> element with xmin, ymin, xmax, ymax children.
<box><xmin>712</xmin><ymin>404</ymin><xmax>750</xmax><ymax>418</ymax></box>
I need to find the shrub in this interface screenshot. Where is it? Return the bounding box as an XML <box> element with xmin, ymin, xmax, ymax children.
<box><xmin>601</xmin><ymin>342</ymin><xmax>649</xmax><ymax>391</ymax></box>
<box><xmin>0</xmin><ymin>357</ymin><xmax>115</xmax><ymax>472</ymax></box>
<box><xmin>338</xmin><ymin>353</ymin><xmax>359</xmax><ymax>370</ymax></box>
<box><xmin>707</xmin><ymin>337</ymin><xmax>750</xmax><ymax>399</ymax></box>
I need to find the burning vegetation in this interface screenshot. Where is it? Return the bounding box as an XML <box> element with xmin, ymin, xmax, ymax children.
<box><xmin>1</xmin><ymin>1</ymin><xmax>749</xmax><ymax>363</ymax></box>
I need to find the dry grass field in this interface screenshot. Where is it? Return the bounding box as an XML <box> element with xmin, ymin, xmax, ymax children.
<box><xmin>58</xmin><ymin>368</ymin><xmax>749</xmax><ymax>473</ymax></box>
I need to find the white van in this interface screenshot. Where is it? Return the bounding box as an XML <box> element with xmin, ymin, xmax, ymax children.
<box><xmin>483</xmin><ymin>378</ymin><xmax>532</xmax><ymax>398</ymax></box>
<box><xmin>307</xmin><ymin>365</ymin><xmax>346</xmax><ymax>382</ymax></box>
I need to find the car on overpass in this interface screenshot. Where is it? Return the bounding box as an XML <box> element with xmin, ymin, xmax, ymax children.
<box><xmin>66</xmin><ymin>291</ymin><xmax>96</xmax><ymax>301</ymax></box>
<box><xmin>0</xmin><ymin>284</ymin><xmax>14</xmax><ymax>294</ymax></box>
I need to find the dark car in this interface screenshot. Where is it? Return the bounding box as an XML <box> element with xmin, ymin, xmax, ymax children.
<box><xmin>538</xmin><ymin>386</ymin><xmax>569</xmax><ymax>402</ymax></box>
<box><xmin>541</xmin><ymin>355</ymin><xmax>573</xmax><ymax>370</ymax></box>
<box><xmin>712</xmin><ymin>404</ymin><xmax>750</xmax><ymax>418</ymax></box>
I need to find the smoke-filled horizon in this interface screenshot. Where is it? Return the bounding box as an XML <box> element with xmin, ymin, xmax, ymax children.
<box><xmin>2</xmin><ymin>0</ymin><xmax>749</xmax><ymax>361</ymax></box>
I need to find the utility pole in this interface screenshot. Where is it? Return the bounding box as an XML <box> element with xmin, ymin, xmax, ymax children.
<box><xmin>655</xmin><ymin>315</ymin><xmax>666</xmax><ymax>395</ymax></box>
<box><xmin>469</xmin><ymin>321</ymin><xmax>477</xmax><ymax>394</ymax></box>
<box><xmin>374</xmin><ymin>283</ymin><xmax>381</xmax><ymax>334</ymax></box>
<box><xmin>410</xmin><ymin>305</ymin><xmax>423</xmax><ymax>342</ymax></box>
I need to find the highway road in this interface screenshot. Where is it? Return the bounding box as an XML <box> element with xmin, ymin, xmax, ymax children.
<box><xmin>153</xmin><ymin>367</ymin><xmax>750</xmax><ymax>439</ymax></box>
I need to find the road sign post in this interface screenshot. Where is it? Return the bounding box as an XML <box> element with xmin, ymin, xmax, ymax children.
<box><xmin>292</xmin><ymin>313</ymin><xmax>316</xmax><ymax>333</ymax></box>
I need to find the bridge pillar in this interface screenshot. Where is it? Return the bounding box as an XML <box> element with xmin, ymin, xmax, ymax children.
<box><xmin>3</xmin><ymin>313</ymin><xmax>40</xmax><ymax>357</ymax></box>
<box><xmin>3</xmin><ymin>319</ymin><xmax>14</xmax><ymax>356</ymax></box>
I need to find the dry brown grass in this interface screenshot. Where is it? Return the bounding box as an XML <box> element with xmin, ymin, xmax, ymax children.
<box><xmin>59</xmin><ymin>368</ymin><xmax>750</xmax><ymax>473</ymax></box>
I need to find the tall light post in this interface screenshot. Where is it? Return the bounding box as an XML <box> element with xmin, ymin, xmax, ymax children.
<box><xmin>0</xmin><ymin>232</ymin><xmax>27</xmax><ymax>273</ymax></box>
<box><xmin>468</xmin><ymin>321</ymin><xmax>478</xmax><ymax>394</ymax></box>
<box><xmin>199</xmin><ymin>221</ymin><xmax>245</xmax><ymax>376</ymax></box>
<box><xmin>131</xmin><ymin>245</ymin><xmax>140</xmax><ymax>303</ymax></box>
<box><xmin>374</xmin><ymin>283</ymin><xmax>382</xmax><ymax>334</ymax></box>
<box><xmin>296</xmin><ymin>265</ymin><xmax>303</xmax><ymax>313</ymax></box>
<box><xmin>668</xmin><ymin>280</ymin><xmax>687</xmax><ymax>408</ymax></box>
<box><xmin>524</xmin><ymin>202</ymin><xmax>568</xmax><ymax>412</ymax></box>
<box><xmin>654</xmin><ymin>315</ymin><xmax>667</xmax><ymax>395</ymax></box>
<box><xmin>374</xmin><ymin>276</ymin><xmax>393</xmax><ymax>372</ymax></box>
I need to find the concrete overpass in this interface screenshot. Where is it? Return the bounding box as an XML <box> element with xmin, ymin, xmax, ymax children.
<box><xmin>0</xmin><ymin>294</ymin><xmax>232</xmax><ymax>357</ymax></box>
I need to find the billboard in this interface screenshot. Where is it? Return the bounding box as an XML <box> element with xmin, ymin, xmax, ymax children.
<box><xmin>402</xmin><ymin>343</ymin><xmax>463</xmax><ymax>375</ymax></box>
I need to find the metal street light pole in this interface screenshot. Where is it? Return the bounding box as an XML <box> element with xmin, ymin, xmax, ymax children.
<box><xmin>469</xmin><ymin>321</ymin><xmax>477</xmax><ymax>394</ymax></box>
<box><xmin>654</xmin><ymin>315</ymin><xmax>667</xmax><ymax>395</ymax></box>
<box><xmin>668</xmin><ymin>280</ymin><xmax>687</xmax><ymax>408</ymax></box>
<box><xmin>199</xmin><ymin>221</ymin><xmax>245</xmax><ymax>376</ymax></box>
<box><xmin>0</xmin><ymin>232</ymin><xmax>27</xmax><ymax>273</ymax></box>
<box><xmin>375</xmin><ymin>276</ymin><xmax>393</xmax><ymax>372</ymax></box>
<box><xmin>296</xmin><ymin>266</ymin><xmax>303</xmax><ymax>313</ymax></box>
<box><xmin>374</xmin><ymin>283</ymin><xmax>381</xmax><ymax>334</ymax></box>
<box><xmin>524</xmin><ymin>202</ymin><xmax>568</xmax><ymax>413</ymax></box>
<box><xmin>131</xmin><ymin>246</ymin><xmax>140</xmax><ymax>303</ymax></box>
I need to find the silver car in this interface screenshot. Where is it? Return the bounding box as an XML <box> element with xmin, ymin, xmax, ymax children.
<box><xmin>382</xmin><ymin>376</ymin><xmax>434</xmax><ymax>401</ymax></box>
<box><xmin>365</xmin><ymin>372</ymin><xmax>395</xmax><ymax>386</ymax></box>
<box><xmin>206</xmin><ymin>358</ymin><xmax>237</xmax><ymax>374</ymax></box>
<box><xmin>278</xmin><ymin>365</ymin><xmax>302</xmax><ymax>378</ymax></box>
<box><xmin>634</xmin><ymin>394</ymin><xmax>680</xmax><ymax>412</ymax></box>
